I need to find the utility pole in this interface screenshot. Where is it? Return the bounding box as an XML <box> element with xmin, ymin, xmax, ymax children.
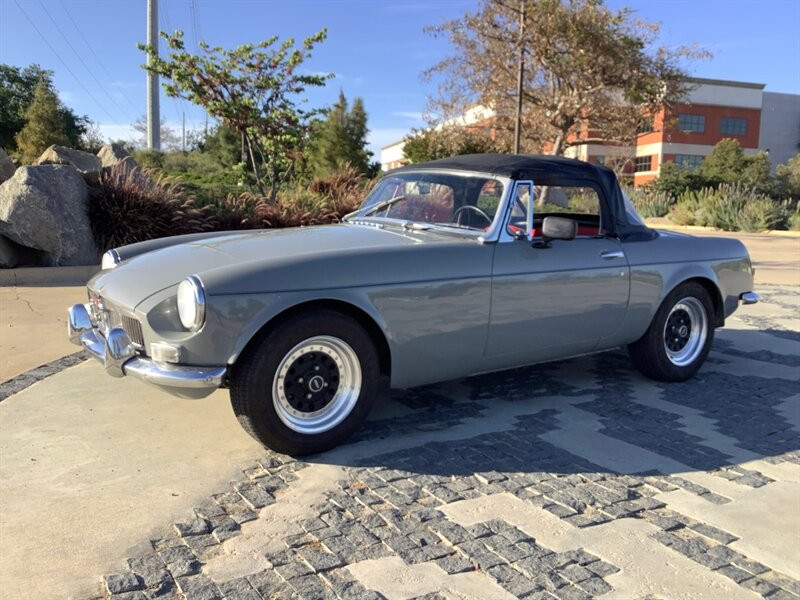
<box><xmin>513</xmin><ymin>0</ymin><xmax>525</xmax><ymax>155</ymax></box>
<box><xmin>182</xmin><ymin>112</ymin><xmax>186</xmax><ymax>152</ymax></box>
<box><xmin>146</xmin><ymin>0</ymin><xmax>161</xmax><ymax>150</ymax></box>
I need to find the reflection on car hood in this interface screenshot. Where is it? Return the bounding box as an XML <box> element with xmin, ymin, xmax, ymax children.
<box><xmin>88</xmin><ymin>223</ymin><xmax>468</xmax><ymax>309</ymax></box>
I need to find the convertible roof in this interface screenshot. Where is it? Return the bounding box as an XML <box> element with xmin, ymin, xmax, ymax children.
<box><xmin>390</xmin><ymin>153</ymin><xmax>608</xmax><ymax>182</ymax></box>
<box><xmin>389</xmin><ymin>153</ymin><xmax>655</xmax><ymax>240</ymax></box>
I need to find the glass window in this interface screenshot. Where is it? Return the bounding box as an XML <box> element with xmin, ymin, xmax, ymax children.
<box><xmin>506</xmin><ymin>185</ymin><xmax>602</xmax><ymax>238</ymax></box>
<box><xmin>678</xmin><ymin>114</ymin><xmax>705</xmax><ymax>133</ymax></box>
<box><xmin>674</xmin><ymin>154</ymin><xmax>704</xmax><ymax>170</ymax></box>
<box><xmin>356</xmin><ymin>172</ymin><xmax>506</xmax><ymax>231</ymax></box>
<box><xmin>635</xmin><ymin>155</ymin><xmax>653</xmax><ymax>172</ymax></box>
<box><xmin>720</xmin><ymin>116</ymin><xmax>747</xmax><ymax>136</ymax></box>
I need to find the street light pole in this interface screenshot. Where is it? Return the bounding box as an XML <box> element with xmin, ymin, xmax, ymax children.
<box><xmin>146</xmin><ymin>0</ymin><xmax>161</xmax><ymax>150</ymax></box>
<box><xmin>513</xmin><ymin>0</ymin><xmax>525</xmax><ymax>155</ymax></box>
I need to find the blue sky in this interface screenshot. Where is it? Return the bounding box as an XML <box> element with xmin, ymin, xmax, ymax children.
<box><xmin>2</xmin><ymin>0</ymin><xmax>798</xmax><ymax>157</ymax></box>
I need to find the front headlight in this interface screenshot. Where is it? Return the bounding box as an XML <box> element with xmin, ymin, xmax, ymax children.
<box><xmin>101</xmin><ymin>249</ymin><xmax>120</xmax><ymax>270</ymax></box>
<box><xmin>177</xmin><ymin>275</ymin><xmax>206</xmax><ymax>331</ymax></box>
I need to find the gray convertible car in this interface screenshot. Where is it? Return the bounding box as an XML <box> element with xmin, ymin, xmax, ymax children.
<box><xmin>68</xmin><ymin>154</ymin><xmax>758</xmax><ymax>455</ymax></box>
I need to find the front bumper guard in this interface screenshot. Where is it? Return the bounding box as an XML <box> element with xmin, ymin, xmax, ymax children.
<box><xmin>68</xmin><ymin>303</ymin><xmax>226</xmax><ymax>392</ymax></box>
<box><xmin>740</xmin><ymin>291</ymin><xmax>759</xmax><ymax>305</ymax></box>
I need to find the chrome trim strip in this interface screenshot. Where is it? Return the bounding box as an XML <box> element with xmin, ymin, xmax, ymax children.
<box><xmin>739</xmin><ymin>291</ymin><xmax>759</xmax><ymax>305</ymax></box>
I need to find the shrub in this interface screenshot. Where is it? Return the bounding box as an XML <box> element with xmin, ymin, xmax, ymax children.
<box><xmin>668</xmin><ymin>183</ymin><xmax>786</xmax><ymax>232</ymax></box>
<box><xmin>626</xmin><ymin>187</ymin><xmax>675</xmax><ymax>218</ymax></box>
<box><xmin>88</xmin><ymin>163</ymin><xmax>213</xmax><ymax>251</ymax></box>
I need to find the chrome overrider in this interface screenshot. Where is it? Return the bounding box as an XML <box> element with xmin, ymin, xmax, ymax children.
<box><xmin>740</xmin><ymin>292</ymin><xmax>759</xmax><ymax>305</ymax></box>
<box><xmin>67</xmin><ymin>303</ymin><xmax>226</xmax><ymax>392</ymax></box>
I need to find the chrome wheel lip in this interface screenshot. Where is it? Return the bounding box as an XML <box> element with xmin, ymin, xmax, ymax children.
<box><xmin>273</xmin><ymin>335</ymin><xmax>361</xmax><ymax>435</ymax></box>
<box><xmin>664</xmin><ymin>297</ymin><xmax>707</xmax><ymax>367</ymax></box>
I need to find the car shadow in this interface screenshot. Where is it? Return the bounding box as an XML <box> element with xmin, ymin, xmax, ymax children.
<box><xmin>309</xmin><ymin>331</ymin><xmax>799</xmax><ymax>481</ymax></box>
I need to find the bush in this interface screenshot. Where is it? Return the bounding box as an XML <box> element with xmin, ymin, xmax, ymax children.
<box><xmin>668</xmin><ymin>183</ymin><xmax>787</xmax><ymax>232</ymax></box>
<box><xmin>88</xmin><ymin>163</ymin><xmax>213</xmax><ymax>252</ymax></box>
<box><xmin>626</xmin><ymin>187</ymin><xmax>675</xmax><ymax>218</ymax></box>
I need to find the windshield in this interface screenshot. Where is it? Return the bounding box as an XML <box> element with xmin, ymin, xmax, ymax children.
<box><xmin>351</xmin><ymin>171</ymin><xmax>507</xmax><ymax>232</ymax></box>
<box><xmin>621</xmin><ymin>189</ymin><xmax>646</xmax><ymax>226</ymax></box>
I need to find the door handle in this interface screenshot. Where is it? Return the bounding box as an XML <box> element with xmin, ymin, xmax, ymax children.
<box><xmin>600</xmin><ymin>250</ymin><xmax>625</xmax><ymax>260</ymax></box>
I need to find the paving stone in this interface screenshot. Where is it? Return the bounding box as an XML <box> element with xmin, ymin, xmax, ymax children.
<box><xmin>104</xmin><ymin>572</ymin><xmax>143</xmax><ymax>594</ymax></box>
<box><xmin>298</xmin><ymin>546</ymin><xmax>345</xmax><ymax>572</ymax></box>
<box><xmin>216</xmin><ymin>577</ymin><xmax>262</xmax><ymax>600</ymax></box>
<box><xmin>740</xmin><ymin>577</ymin><xmax>781</xmax><ymax>596</ymax></box>
<box><xmin>235</xmin><ymin>482</ymin><xmax>274</xmax><ymax>510</ymax></box>
<box><xmin>435</xmin><ymin>553</ymin><xmax>475</xmax><ymax>574</ymax></box>
<box><xmin>576</xmin><ymin>576</ymin><xmax>613</xmax><ymax>596</ymax></box>
<box><xmin>560</xmin><ymin>564</ymin><xmax>594</xmax><ymax>584</ymax></box>
<box><xmin>175</xmin><ymin>574</ymin><xmax>222</xmax><ymax>600</ymax></box>
<box><xmin>717</xmin><ymin>564</ymin><xmax>753</xmax><ymax>583</ymax></box>
<box><xmin>732</xmin><ymin>557</ymin><xmax>770</xmax><ymax>575</ymax></box>
<box><xmin>173</xmin><ymin>518</ymin><xmax>210</xmax><ymax>537</ymax></box>
<box><xmin>586</xmin><ymin>560</ymin><xmax>620</xmax><ymax>577</ymax></box>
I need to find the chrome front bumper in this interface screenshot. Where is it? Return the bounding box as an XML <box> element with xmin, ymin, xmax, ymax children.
<box><xmin>68</xmin><ymin>303</ymin><xmax>226</xmax><ymax>396</ymax></box>
<box><xmin>740</xmin><ymin>291</ymin><xmax>759</xmax><ymax>305</ymax></box>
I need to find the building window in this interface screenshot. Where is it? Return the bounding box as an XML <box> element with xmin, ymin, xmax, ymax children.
<box><xmin>678</xmin><ymin>113</ymin><xmax>705</xmax><ymax>133</ymax></box>
<box><xmin>595</xmin><ymin>155</ymin><xmax>606</xmax><ymax>166</ymax></box>
<box><xmin>637</xmin><ymin>117</ymin><xmax>654</xmax><ymax>134</ymax></box>
<box><xmin>720</xmin><ymin>116</ymin><xmax>747</xmax><ymax>136</ymax></box>
<box><xmin>674</xmin><ymin>154</ymin><xmax>704</xmax><ymax>170</ymax></box>
<box><xmin>635</xmin><ymin>155</ymin><xmax>653</xmax><ymax>172</ymax></box>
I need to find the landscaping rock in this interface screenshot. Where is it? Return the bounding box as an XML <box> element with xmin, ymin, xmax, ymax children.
<box><xmin>35</xmin><ymin>145</ymin><xmax>102</xmax><ymax>183</ymax></box>
<box><xmin>0</xmin><ymin>233</ymin><xmax>47</xmax><ymax>268</ymax></box>
<box><xmin>98</xmin><ymin>143</ymin><xmax>132</xmax><ymax>168</ymax></box>
<box><xmin>0</xmin><ymin>165</ymin><xmax>98</xmax><ymax>265</ymax></box>
<box><xmin>0</xmin><ymin>148</ymin><xmax>14</xmax><ymax>184</ymax></box>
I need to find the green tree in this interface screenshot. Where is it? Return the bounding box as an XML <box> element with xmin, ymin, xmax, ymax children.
<box><xmin>402</xmin><ymin>125</ymin><xmax>498</xmax><ymax>163</ymax></box>
<box><xmin>200</xmin><ymin>124</ymin><xmax>243</xmax><ymax>168</ymax></box>
<box><xmin>0</xmin><ymin>64</ymin><xmax>87</xmax><ymax>152</ymax></box>
<box><xmin>699</xmin><ymin>139</ymin><xmax>772</xmax><ymax>193</ymax></box>
<box><xmin>140</xmin><ymin>30</ymin><xmax>330</xmax><ymax>199</ymax></box>
<box><xmin>14</xmin><ymin>81</ymin><xmax>71</xmax><ymax>164</ymax></box>
<box><xmin>307</xmin><ymin>91</ymin><xmax>372</xmax><ymax>177</ymax></box>
<box><xmin>775</xmin><ymin>154</ymin><xmax>800</xmax><ymax>199</ymax></box>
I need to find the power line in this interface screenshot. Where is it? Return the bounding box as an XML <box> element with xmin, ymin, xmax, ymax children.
<box><xmin>13</xmin><ymin>0</ymin><xmax>123</xmax><ymax>126</ymax></box>
<box><xmin>58</xmin><ymin>1</ymin><xmax>140</xmax><ymax>115</ymax></box>
<box><xmin>37</xmin><ymin>1</ymin><xmax>130</xmax><ymax>121</ymax></box>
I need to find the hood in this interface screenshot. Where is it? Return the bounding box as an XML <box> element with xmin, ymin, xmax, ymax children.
<box><xmin>88</xmin><ymin>223</ymin><xmax>471</xmax><ymax>308</ymax></box>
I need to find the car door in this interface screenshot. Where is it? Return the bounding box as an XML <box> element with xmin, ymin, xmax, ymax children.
<box><xmin>485</xmin><ymin>180</ymin><xmax>631</xmax><ymax>364</ymax></box>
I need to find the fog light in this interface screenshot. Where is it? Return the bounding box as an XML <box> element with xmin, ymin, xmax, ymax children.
<box><xmin>150</xmin><ymin>342</ymin><xmax>181</xmax><ymax>364</ymax></box>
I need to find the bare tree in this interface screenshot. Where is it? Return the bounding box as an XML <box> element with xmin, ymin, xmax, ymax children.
<box><xmin>424</xmin><ymin>0</ymin><xmax>708</xmax><ymax>156</ymax></box>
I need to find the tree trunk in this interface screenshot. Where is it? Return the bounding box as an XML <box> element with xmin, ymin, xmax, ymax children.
<box><xmin>244</xmin><ymin>133</ymin><xmax>266</xmax><ymax>196</ymax></box>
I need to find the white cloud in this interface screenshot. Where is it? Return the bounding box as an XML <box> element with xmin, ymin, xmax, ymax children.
<box><xmin>391</xmin><ymin>111</ymin><xmax>425</xmax><ymax>123</ymax></box>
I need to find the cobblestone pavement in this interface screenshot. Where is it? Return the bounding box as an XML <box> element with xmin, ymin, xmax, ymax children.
<box><xmin>64</xmin><ymin>287</ymin><xmax>800</xmax><ymax>598</ymax></box>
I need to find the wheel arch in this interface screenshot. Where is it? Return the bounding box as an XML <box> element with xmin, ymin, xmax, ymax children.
<box><xmin>230</xmin><ymin>298</ymin><xmax>392</xmax><ymax>379</ymax></box>
<box><xmin>666</xmin><ymin>275</ymin><xmax>725</xmax><ymax>328</ymax></box>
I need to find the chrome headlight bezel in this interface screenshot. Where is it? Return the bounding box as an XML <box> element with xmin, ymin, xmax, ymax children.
<box><xmin>101</xmin><ymin>249</ymin><xmax>120</xmax><ymax>270</ymax></box>
<box><xmin>177</xmin><ymin>275</ymin><xmax>206</xmax><ymax>332</ymax></box>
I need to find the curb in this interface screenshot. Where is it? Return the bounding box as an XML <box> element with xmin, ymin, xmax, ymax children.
<box><xmin>0</xmin><ymin>265</ymin><xmax>99</xmax><ymax>287</ymax></box>
<box><xmin>645</xmin><ymin>221</ymin><xmax>800</xmax><ymax>238</ymax></box>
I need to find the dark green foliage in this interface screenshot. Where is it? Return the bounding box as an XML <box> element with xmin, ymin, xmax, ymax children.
<box><xmin>0</xmin><ymin>64</ymin><xmax>88</xmax><ymax>153</ymax></box>
<box><xmin>307</xmin><ymin>91</ymin><xmax>372</xmax><ymax>177</ymax></box>
<box><xmin>775</xmin><ymin>154</ymin><xmax>800</xmax><ymax>200</ymax></box>
<box><xmin>199</xmin><ymin>124</ymin><xmax>243</xmax><ymax>168</ymax></box>
<box><xmin>15</xmin><ymin>81</ymin><xmax>71</xmax><ymax>164</ymax></box>
<box><xmin>402</xmin><ymin>126</ymin><xmax>498</xmax><ymax>164</ymax></box>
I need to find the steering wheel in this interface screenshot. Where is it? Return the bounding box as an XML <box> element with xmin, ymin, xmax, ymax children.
<box><xmin>452</xmin><ymin>205</ymin><xmax>493</xmax><ymax>228</ymax></box>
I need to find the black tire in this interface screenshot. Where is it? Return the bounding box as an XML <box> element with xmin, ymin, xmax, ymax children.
<box><xmin>628</xmin><ymin>281</ymin><xmax>715</xmax><ymax>382</ymax></box>
<box><xmin>230</xmin><ymin>310</ymin><xmax>380</xmax><ymax>455</ymax></box>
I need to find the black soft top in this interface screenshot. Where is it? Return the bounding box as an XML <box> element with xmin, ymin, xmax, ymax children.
<box><xmin>390</xmin><ymin>153</ymin><xmax>655</xmax><ymax>240</ymax></box>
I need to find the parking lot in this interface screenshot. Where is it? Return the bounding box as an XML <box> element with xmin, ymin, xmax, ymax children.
<box><xmin>1</xmin><ymin>232</ymin><xmax>798</xmax><ymax>600</ymax></box>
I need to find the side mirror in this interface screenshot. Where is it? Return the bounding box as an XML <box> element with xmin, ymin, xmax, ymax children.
<box><xmin>536</xmin><ymin>216</ymin><xmax>577</xmax><ymax>247</ymax></box>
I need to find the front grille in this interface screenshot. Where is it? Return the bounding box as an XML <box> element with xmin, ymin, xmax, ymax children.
<box><xmin>119</xmin><ymin>314</ymin><xmax>145</xmax><ymax>347</ymax></box>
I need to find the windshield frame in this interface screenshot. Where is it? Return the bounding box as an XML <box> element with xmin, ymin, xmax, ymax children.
<box><xmin>345</xmin><ymin>169</ymin><xmax>514</xmax><ymax>242</ymax></box>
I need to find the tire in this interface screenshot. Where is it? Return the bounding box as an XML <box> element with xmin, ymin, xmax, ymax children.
<box><xmin>627</xmin><ymin>282</ymin><xmax>715</xmax><ymax>382</ymax></box>
<box><xmin>230</xmin><ymin>310</ymin><xmax>380</xmax><ymax>455</ymax></box>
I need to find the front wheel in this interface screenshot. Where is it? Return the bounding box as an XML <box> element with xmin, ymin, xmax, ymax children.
<box><xmin>628</xmin><ymin>282</ymin><xmax>715</xmax><ymax>382</ymax></box>
<box><xmin>230</xmin><ymin>310</ymin><xmax>380</xmax><ymax>455</ymax></box>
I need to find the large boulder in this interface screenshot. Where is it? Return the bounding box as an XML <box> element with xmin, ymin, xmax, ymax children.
<box><xmin>0</xmin><ymin>165</ymin><xmax>98</xmax><ymax>266</ymax></box>
<box><xmin>35</xmin><ymin>145</ymin><xmax>101</xmax><ymax>183</ymax></box>
<box><xmin>0</xmin><ymin>148</ymin><xmax>14</xmax><ymax>184</ymax></box>
<box><xmin>97</xmin><ymin>143</ymin><xmax>131</xmax><ymax>168</ymax></box>
<box><xmin>0</xmin><ymin>234</ymin><xmax>47</xmax><ymax>268</ymax></box>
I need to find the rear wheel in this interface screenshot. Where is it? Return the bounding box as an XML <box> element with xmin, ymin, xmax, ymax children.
<box><xmin>628</xmin><ymin>282</ymin><xmax>715</xmax><ymax>382</ymax></box>
<box><xmin>230</xmin><ymin>310</ymin><xmax>380</xmax><ymax>455</ymax></box>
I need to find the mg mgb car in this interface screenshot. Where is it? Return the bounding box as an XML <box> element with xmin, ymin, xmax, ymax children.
<box><xmin>68</xmin><ymin>154</ymin><xmax>758</xmax><ymax>455</ymax></box>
